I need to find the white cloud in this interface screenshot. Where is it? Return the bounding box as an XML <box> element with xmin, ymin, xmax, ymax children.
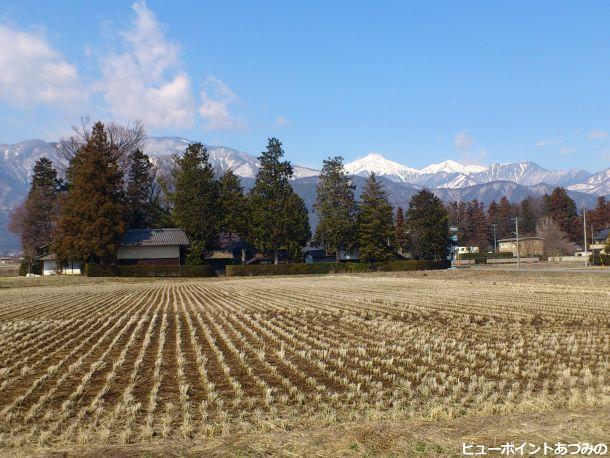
<box><xmin>453</xmin><ymin>130</ymin><xmax>474</xmax><ymax>151</ymax></box>
<box><xmin>599</xmin><ymin>150</ymin><xmax>610</xmax><ymax>162</ymax></box>
<box><xmin>588</xmin><ymin>130</ymin><xmax>608</xmax><ymax>139</ymax></box>
<box><xmin>535</xmin><ymin>138</ymin><xmax>560</xmax><ymax>148</ymax></box>
<box><xmin>198</xmin><ymin>76</ymin><xmax>241</xmax><ymax>130</ymax></box>
<box><xmin>0</xmin><ymin>24</ymin><xmax>87</xmax><ymax>109</ymax></box>
<box><xmin>98</xmin><ymin>1</ymin><xmax>196</xmax><ymax>129</ymax></box>
<box><xmin>560</xmin><ymin>146</ymin><xmax>575</xmax><ymax>155</ymax></box>
<box><xmin>275</xmin><ymin>116</ymin><xmax>289</xmax><ymax>126</ymax></box>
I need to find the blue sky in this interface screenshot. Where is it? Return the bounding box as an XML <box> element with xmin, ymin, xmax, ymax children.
<box><xmin>1</xmin><ymin>1</ymin><xmax>610</xmax><ymax>171</ymax></box>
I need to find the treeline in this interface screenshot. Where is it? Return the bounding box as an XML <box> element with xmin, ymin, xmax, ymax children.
<box><xmin>11</xmin><ymin>120</ymin><xmax>609</xmax><ymax>267</ymax></box>
<box><xmin>10</xmin><ymin>121</ymin><xmax>452</xmax><ymax>266</ymax></box>
<box><xmin>447</xmin><ymin>192</ymin><xmax>609</xmax><ymax>255</ymax></box>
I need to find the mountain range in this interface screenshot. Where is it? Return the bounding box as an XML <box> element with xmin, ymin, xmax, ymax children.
<box><xmin>1</xmin><ymin>137</ymin><xmax>608</xmax><ymax>253</ymax></box>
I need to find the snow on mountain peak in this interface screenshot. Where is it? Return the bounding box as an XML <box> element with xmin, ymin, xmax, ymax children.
<box><xmin>344</xmin><ymin>153</ymin><xmax>420</xmax><ymax>181</ymax></box>
<box><xmin>421</xmin><ymin>160</ymin><xmax>486</xmax><ymax>175</ymax></box>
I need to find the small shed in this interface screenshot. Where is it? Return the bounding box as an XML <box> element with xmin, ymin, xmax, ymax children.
<box><xmin>303</xmin><ymin>248</ymin><xmax>336</xmax><ymax>264</ymax></box>
<box><xmin>117</xmin><ymin>228</ymin><xmax>189</xmax><ymax>265</ymax></box>
<box><xmin>39</xmin><ymin>253</ymin><xmax>82</xmax><ymax>276</ymax></box>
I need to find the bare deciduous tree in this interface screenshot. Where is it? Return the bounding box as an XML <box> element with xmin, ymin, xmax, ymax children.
<box><xmin>58</xmin><ymin>118</ymin><xmax>147</xmax><ymax>171</ymax></box>
<box><xmin>536</xmin><ymin>216</ymin><xmax>576</xmax><ymax>256</ymax></box>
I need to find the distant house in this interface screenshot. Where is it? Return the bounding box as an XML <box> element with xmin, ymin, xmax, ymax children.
<box><xmin>456</xmin><ymin>246</ymin><xmax>480</xmax><ymax>255</ymax></box>
<box><xmin>302</xmin><ymin>247</ymin><xmax>336</xmax><ymax>264</ymax></box>
<box><xmin>591</xmin><ymin>227</ymin><xmax>609</xmax><ymax>254</ymax></box>
<box><xmin>38</xmin><ymin>228</ymin><xmax>189</xmax><ymax>275</ymax></box>
<box><xmin>204</xmin><ymin>250</ymin><xmax>237</xmax><ymax>269</ymax></box>
<box><xmin>117</xmin><ymin>228</ymin><xmax>189</xmax><ymax>265</ymax></box>
<box><xmin>498</xmin><ymin>237</ymin><xmax>544</xmax><ymax>257</ymax></box>
<box><xmin>39</xmin><ymin>254</ymin><xmax>82</xmax><ymax>276</ymax></box>
<box><xmin>246</xmin><ymin>250</ymin><xmax>292</xmax><ymax>265</ymax></box>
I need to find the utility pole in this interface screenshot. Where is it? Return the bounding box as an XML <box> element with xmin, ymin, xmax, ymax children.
<box><xmin>512</xmin><ymin>217</ymin><xmax>522</xmax><ymax>269</ymax></box>
<box><xmin>583</xmin><ymin>208</ymin><xmax>588</xmax><ymax>268</ymax></box>
<box><xmin>491</xmin><ymin>224</ymin><xmax>498</xmax><ymax>253</ymax></box>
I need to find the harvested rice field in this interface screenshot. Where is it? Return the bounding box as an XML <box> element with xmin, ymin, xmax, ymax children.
<box><xmin>0</xmin><ymin>270</ymin><xmax>608</xmax><ymax>456</ymax></box>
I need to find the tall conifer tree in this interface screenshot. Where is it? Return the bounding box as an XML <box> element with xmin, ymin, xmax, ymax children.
<box><xmin>394</xmin><ymin>206</ymin><xmax>408</xmax><ymax>253</ymax></box>
<box><xmin>125</xmin><ymin>149</ymin><xmax>160</xmax><ymax>229</ymax></box>
<box><xmin>313</xmin><ymin>156</ymin><xmax>358</xmax><ymax>259</ymax></box>
<box><xmin>53</xmin><ymin>122</ymin><xmax>126</xmax><ymax>265</ymax></box>
<box><xmin>248</xmin><ymin>138</ymin><xmax>310</xmax><ymax>263</ymax></box>
<box><xmin>9</xmin><ymin>157</ymin><xmax>63</xmax><ymax>263</ymax></box>
<box><xmin>218</xmin><ymin>169</ymin><xmax>248</xmax><ymax>248</ymax></box>
<box><xmin>171</xmin><ymin>142</ymin><xmax>221</xmax><ymax>264</ymax></box>
<box><xmin>357</xmin><ymin>173</ymin><xmax>394</xmax><ymax>262</ymax></box>
<box><xmin>408</xmin><ymin>189</ymin><xmax>450</xmax><ymax>260</ymax></box>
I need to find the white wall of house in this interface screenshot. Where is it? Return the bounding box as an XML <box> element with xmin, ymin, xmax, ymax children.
<box><xmin>43</xmin><ymin>260</ymin><xmax>82</xmax><ymax>275</ymax></box>
<box><xmin>43</xmin><ymin>260</ymin><xmax>57</xmax><ymax>276</ymax></box>
<box><xmin>117</xmin><ymin>245</ymin><xmax>180</xmax><ymax>260</ymax></box>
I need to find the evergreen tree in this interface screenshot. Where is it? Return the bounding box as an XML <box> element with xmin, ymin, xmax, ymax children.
<box><xmin>218</xmin><ymin>169</ymin><xmax>248</xmax><ymax>248</ymax></box>
<box><xmin>125</xmin><ymin>149</ymin><xmax>160</xmax><ymax>229</ymax></box>
<box><xmin>547</xmin><ymin>187</ymin><xmax>578</xmax><ymax>241</ymax></box>
<box><xmin>465</xmin><ymin>199</ymin><xmax>489</xmax><ymax>250</ymax></box>
<box><xmin>8</xmin><ymin>158</ymin><xmax>63</xmax><ymax>264</ymax></box>
<box><xmin>519</xmin><ymin>196</ymin><xmax>539</xmax><ymax>236</ymax></box>
<box><xmin>53</xmin><ymin>122</ymin><xmax>126</xmax><ymax>265</ymax></box>
<box><xmin>171</xmin><ymin>143</ymin><xmax>221</xmax><ymax>264</ymax></box>
<box><xmin>407</xmin><ymin>189</ymin><xmax>450</xmax><ymax>260</ymax></box>
<box><xmin>356</xmin><ymin>173</ymin><xmax>394</xmax><ymax>262</ymax></box>
<box><xmin>497</xmin><ymin>196</ymin><xmax>515</xmax><ymax>238</ymax></box>
<box><xmin>394</xmin><ymin>206</ymin><xmax>408</xmax><ymax>253</ymax></box>
<box><xmin>313</xmin><ymin>156</ymin><xmax>358</xmax><ymax>259</ymax></box>
<box><xmin>589</xmin><ymin>196</ymin><xmax>609</xmax><ymax>232</ymax></box>
<box><xmin>248</xmin><ymin>138</ymin><xmax>311</xmax><ymax>264</ymax></box>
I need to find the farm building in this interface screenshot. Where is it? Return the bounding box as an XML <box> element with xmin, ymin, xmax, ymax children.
<box><xmin>498</xmin><ymin>237</ymin><xmax>544</xmax><ymax>257</ymax></box>
<box><xmin>39</xmin><ymin>254</ymin><xmax>82</xmax><ymax>276</ymax></box>
<box><xmin>303</xmin><ymin>247</ymin><xmax>336</xmax><ymax>264</ymax></box>
<box><xmin>117</xmin><ymin>228</ymin><xmax>189</xmax><ymax>265</ymax></box>
<box><xmin>591</xmin><ymin>227</ymin><xmax>609</xmax><ymax>254</ymax></box>
<box><xmin>39</xmin><ymin>228</ymin><xmax>189</xmax><ymax>275</ymax></box>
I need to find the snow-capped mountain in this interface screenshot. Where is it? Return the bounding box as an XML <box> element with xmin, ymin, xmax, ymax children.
<box><xmin>568</xmin><ymin>169</ymin><xmax>610</xmax><ymax>196</ymax></box>
<box><xmin>345</xmin><ymin>153</ymin><xmax>421</xmax><ymax>182</ymax></box>
<box><xmin>469</xmin><ymin>161</ymin><xmax>592</xmax><ymax>188</ymax></box>
<box><xmin>421</xmin><ymin>160</ymin><xmax>486</xmax><ymax>175</ymax></box>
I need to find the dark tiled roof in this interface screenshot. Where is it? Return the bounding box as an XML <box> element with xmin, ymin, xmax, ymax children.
<box><xmin>120</xmin><ymin>228</ymin><xmax>189</xmax><ymax>247</ymax></box>
<box><xmin>594</xmin><ymin>227</ymin><xmax>610</xmax><ymax>242</ymax></box>
<box><xmin>38</xmin><ymin>253</ymin><xmax>56</xmax><ymax>261</ymax></box>
<box><xmin>497</xmin><ymin>237</ymin><xmax>544</xmax><ymax>242</ymax></box>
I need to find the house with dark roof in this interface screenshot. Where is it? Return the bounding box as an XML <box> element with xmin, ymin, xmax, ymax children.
<box><xmin>117</xmin><ymin>228</ymin><xmax>189</xmax><ymax>266</ymax></box>
<box><xmin>591</xmin><ymin>227</ymin><xmax>610</xmax><ymax>254</ymax></box>
<box><xmin>38</xmin><ymin>228</ymin><xmax>190</xmax><ymax>275</ymax></box>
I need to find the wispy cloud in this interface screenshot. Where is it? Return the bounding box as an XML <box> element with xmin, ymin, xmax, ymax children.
<box><xmin>560</xmin><ymin>146</ymin><xmax>576</xmax><ymax>155</ymax></box>
<box><xmin>198</xmin><ymin>76</ymin><xmax>241</xmax><ymax>130</ymax></box>
<box><xmin>275</xmin><ymin>116</ymin><xmax>289</xmax><ymax>127</ymax></box>
<box><xmin>97</xmin><ymin>1</ymin><xmax>196</xmax><ymax>129</ymax></box>
<box><xmin>535</xmin><ymin>138</ymin><xmax>560</xmax><ymax>148</ymax></box>
<box><xmin>453</xmin><ymin>130</ymin><xmax>474</xmax><ymax>151</ymax></box>
<box><xmin>588</xmin><ymin>130</ymin><xmax>608</xmax><ymax>139</ymax></box>
<box><xmin>0</xmin><ymin>24</ymin><xmax>87</xmax><ymax>109</ymax></box>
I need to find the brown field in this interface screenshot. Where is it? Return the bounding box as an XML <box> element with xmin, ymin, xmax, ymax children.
<box><xmin>0</xmin><ymin>270</ymin><xmax>608</xmax><ymax>456</ymax></box>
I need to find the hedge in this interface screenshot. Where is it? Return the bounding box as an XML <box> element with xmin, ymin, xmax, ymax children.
<box><xmin>590</xmin><ymin>254</ymin><xmax>610</xmax><ymax>266</ymax></box>
<box><xmin>85</xmin><ymin>264</ymin><xmax>216</xmax><ymax>277</ymax></box>
<box><xmin>19</xmin><ymin>260</ymin><xmax>42</xmax><ymax>276</ymax></box>
<box><xmin>226</xmin><ymin>259</ymin><xmax>450</xmax><ymax>277</ymax></box>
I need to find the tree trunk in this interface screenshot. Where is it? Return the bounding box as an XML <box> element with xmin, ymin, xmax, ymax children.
<box><xmin>274</xmin><ymin>249</ymin><xmax>279</xmax><ymax>265</ymax></box>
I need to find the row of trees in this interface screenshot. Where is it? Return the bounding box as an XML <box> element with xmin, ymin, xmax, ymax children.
<box><xmin>446</xmin><ymin>191</ymin><xmax>609</xmax><ymax>254</ymax></box>
<box><xmin>312</xmin><ymin>157</ymin><xmax>450</xmax><ymax>262</ymax></box>
<box><xmin>12</xmin><ymin>119</ymin><xmax>608</xmax><ymax>266</ymax></box>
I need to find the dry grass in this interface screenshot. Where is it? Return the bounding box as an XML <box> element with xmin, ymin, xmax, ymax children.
<box><xmin>0</xmin><ymin>270</ymin><xmax>608</xmax><ymax>456</ymax></box>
